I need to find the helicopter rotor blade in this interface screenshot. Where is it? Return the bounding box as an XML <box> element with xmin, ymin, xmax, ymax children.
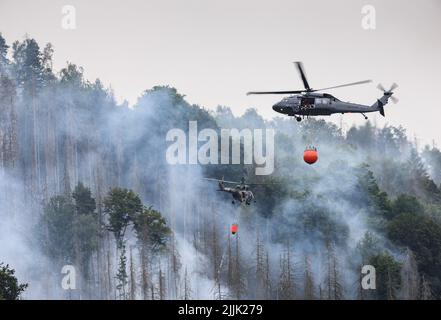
<box><xmin>294</xmin><ymin>61</ymin><xmax>311</xmax><ymax>91</ymax></box>
<box><xmin>378</xmin><ymin>83</ymin><xmax>398</xmax><ymax>93</ymax></box>
<box><xmin>389</xmin><ymin>83</ymin><xmax>398</xmax><ymax>91</ymax></box>
<box><xmin>246</xmin><ymin>182</ymin><xmax>280</xmax><ymax>186</ymax></box>
<box><xmin>247</xmin><ymin>63</ymin><xmax>373</xmax><ymax>96</ymax></box>
<box><xmin>377</xmin><ymin>83</ymin><xmax>386</xmax><ymax>92</ymax></box>
<box><xmin>377</xmin><ymin>83</ymin><xmax>399</xmax><ymax>103</ymax></box>
<box><xmin>247</xmin><ymin>90</ymin><xmax>305</xmax><ymax>95</ymax></box>
<box><xmin>390</xmin><ymin>96</ymin><xmax>399</xmax><ymax>104</ymax></box>
<box><xmin>312</xmin><ymin>80</ymin><xmax>372</xmax><ymax>92</ymax></box>
<box><xmin>203</xmin><ymin>178</ymin><xmax>240</xmax><ymax>184</ymax></box>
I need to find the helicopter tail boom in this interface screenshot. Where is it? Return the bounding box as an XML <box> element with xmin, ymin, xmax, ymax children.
<box><xmin>371</xmin><ymin>97</ymin><xmax>388</xmax><ymax>116</ymax></box>
<box><xmin>379</xmin><ymin>104</ymin><xmax>385</xmax><ymax>117</ymax></box>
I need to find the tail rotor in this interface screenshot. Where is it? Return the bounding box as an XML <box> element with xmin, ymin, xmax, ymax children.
<box><xmin>377</xmin><ymin>83</ymin><xmax>399</xmax><ymax>104</ymax></box>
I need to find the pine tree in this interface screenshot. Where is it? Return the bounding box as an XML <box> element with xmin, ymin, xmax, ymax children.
<box><xmin>255</xmin><ymin>233</ymin><xmax>271</xmax><ymax>299</ymax></box>
<box><xmin>0</xmin><ymin>74</ymin><xmax>18</xmax><ymax>172</ymax></box>
<box><xmin>104</xmin><ymin>188</ymin><xmax>143</xmax><ymax>299</ymax></box>
<box><xmin>422</xmin><ymin>146</ymin><xmax>441</xmax><ymax>184</ymax></box>
<box><xmin>303</xmin><ymin>255</ymin><xmax>315</xmax><ymax>299</ymax></box>
<box><xmin>12</xmin><ymin>38</ymin><xmax>48</xmax><ymax>203</ymax></box>
<box><xmin>256</xmin><ymin>234</ymin><xmax>263</xmax><ymax>297</ymax></box>
<box><xmin>369</xmin><ymin>252</ymin><xmax>401</xmax><ymax>300</ymax></box>
<box><xmin>278</xmin><ymin>241</ymin><xmax>296</xmax><ymax>299</ymax></box>
<box><xmin>106</xmin><ymin>251</ymin><xmax>113</xmax><ymax>299</ymax></box>
<box><xmin>159</xmin><ymin>267</ymin><xmax>166</xmax><ymax>300</ymax></box>
<box><xmin>227</xmin><ymin>232</ymin><xmax>233</xmax><ymax>290</ymax></box>
<box><xmin>407</xmin><ymin>148</ymin><xmax>441</xmax><ymax>201</ymax></box>
<box><xmin>42</xmin><ymin>43</ymin><xmax>54</xmax><ymax>75</ymax></box>
<box><xmin>400</xmin><ymin>248</ymin><xmax>419</xmax><ymax>299</ymax></box>
<box><xmin>116</xmin><ymin>244</ymin><xmax>128</xmax><ymax>299</ymax></box>
<box><xmin>71</xmin><ymin>182</ymin><xmax>99</xmax><ymax>298</ymax></box>
<box><xmin>132</xmin><ymin>206</ymin><xmax>171</xmax><ymax>299</ymax></box>
<box><xmin>39</xmin><ymin>195</ymin><xmax>75</xmax><ymax>263</ymax></box>
<box><xmin>139</xmin><ymin>247</ymin><xmax>150</xmax><ymax>300</ymax></box>
<box><xmin>0</xmin><ymin>33</ymin><xmax>9</xmax><ymax>73</ymax></box>
<box><xmin>12</xmin><ymin>38</ymin><xmax>45</xmax><ymax>90</ymax></box>
<box><xmin>0</xmin><ymin>263</ymin><xmax>28</xmax><ymax>300</ymax></box>
<box><xmin>230</xmin><ymin>235</ymin><xmax>246</xmax><ymax>299</ymax></box>
<box><xmin>324</xmin><ymin>242</ymin><xmax>343</xmax><ymax>300</ymax></box>
<box><xmin>129</xmin><ymin>247</ymin><xmax>136</xmax><ymax>300</ymax></box>
<box><xmin>168</xmin><ymin>234</ymin><xmax>181</xmax><ymax>299</ymax></box>
<box><xmin>183</xmin><ymin>267</ymin><xmax>192</xmax><ymax>300</ymax></box>
<box><xmin>420</xmin><ymin>275</ymin><xmax>433</xmax><ymax>300</ymax></box>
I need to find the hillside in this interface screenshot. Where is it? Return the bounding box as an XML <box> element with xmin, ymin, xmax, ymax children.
<box><xmin>1</xmin><ymin>35</ymin><xmax>441</xmax><ymax>300</ymax></box>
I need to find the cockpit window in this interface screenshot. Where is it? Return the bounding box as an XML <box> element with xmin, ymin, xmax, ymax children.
<box><xmin>323</xmin><ymin>93</ymin><xmax>339</xmax><ymax>101</ymax></box>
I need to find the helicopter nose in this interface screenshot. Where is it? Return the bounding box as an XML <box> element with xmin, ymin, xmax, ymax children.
<box><xmin>273</xmin><ymin>103</ymin><xmax>284</xmax><ymax>112</ymax></box>
<box><xmin>273</xmin><ymin>103</ymin><xmax>287</xmax><ymax>113</ymax></box>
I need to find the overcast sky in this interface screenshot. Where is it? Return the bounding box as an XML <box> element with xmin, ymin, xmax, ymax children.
<box><xmin>1</xmin><ymin>0</ymin><xmax>440</xmax><ymax>146</ymax></box>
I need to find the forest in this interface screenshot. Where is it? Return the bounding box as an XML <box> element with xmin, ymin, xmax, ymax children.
<box><xmin>1</xmin><ymin>33</ymin><xmax>441</xmax><ymax>300</ymax></box>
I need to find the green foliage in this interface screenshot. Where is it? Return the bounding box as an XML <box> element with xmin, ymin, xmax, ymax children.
<box><xmin>73</xmin><ymin>214</ymin><xmax>99</xmax><ymax>263</ymax></box>
<box><xmin>368</xmin><ymin>252</ymin><xmax>401</xmax><ymax>300</ymax></box>
<box><xmin>0</xmin><ymin>263</ymin><xmax>28</xmax><ymax>300</ymax></box>
<box><xmin>237</xmin><ymin>108</ymin><xmax>266</xmax><ymax>130</ymax></box>
<box><xmin>355</xmin><ymin>165</ymin><xmax>391</xmax><ymax>227</ymax></box>
<box><xmin>391</xmin><ymin>194</ymin><xmax>424</xmax><ymax>219</ymax></box>
<box><xmin>72</xmin><ymin>183</ymin><xmax>99</xmax><ymax>270</ymax></box>
<box><xmin>133</xmin><ymin>206</ymin><xmax>171</xmax><ymax>253</ymax></box>
<box><xmin>60</xmin><ymin>63</ymin><xmax>84</xmax><ymax>87</ymax></box>
<box><xmin>0</xmin><ymin>33</ymin><xmax>8</xmax><ymax>67</ymax></box>
<box><xmin>274</xmin><ymin>202</ymin><xmax>349</xmax><ymax>246</ymax></box>
<box><xmin>423</xmin><ymin>146</ymin><xmax>441</xmax><ymax>185</ymax></box>
<box><xmin>295</xmin><ymin>205</ymin><xmax>349</xmax><ymax>246</ymax></box>
<box><xmin>406</xmin><ymin>149</ymin><xmax>441</xmax><ymax>202</ymax></box>
<box><xmin>73</xmin><ymin>182</ymin><xmax>96</xmax><ymax>216</ymax></box>
<box><xmin>103</xmin><ymin>187</ymin><xmax>170</xmax><ymax>299</ymax></box>
<box><xmin>39</xmin><ymin>184</ymin><xmax>99</xmax><ymax>267</ymax></box>
<box><xmin>40</xmin><ymin>195</ymin><xmax>75</xmax><ymax>261</ymax></box>
<box><xmin>300</xmin><ymin>118</ymin><xmax>343</xmax><ymax>144</ymax></box>
<box><xmin>253</xmin><ymin>176</ymin><xmax>295</xmax><ymax>218</ymax></box>
<box><xmin>136</xmin><ymin>85</ymin><xmax>218</xmax><ymax>134</ymax></box>
<box><xmin>104</xmin><ymin>187</ymin><xmax>143</xmax><ymax>246</ymax></box>
<box><xmin>387</xmin><ymin>212</ymin><xmax>441</xmax><ymax>296</ymax></box>
<box><xmin>347</xmin><ymin>121</ymin><xmax>376</xmax><ymax>150</ymax></box>
<box><xmin>103</xmin><ymin>187</ymin><xmax>144</xmax><ymax>300</ymax></box>
<box><xmin>356</xmin><ymin>231</ymin><xmax>382</xmax><ymax>263</ymax></box>
<box><xmin>12</xmin><ymin>38</ymin><xmax>46</xmax><ymax>89</ymax></box>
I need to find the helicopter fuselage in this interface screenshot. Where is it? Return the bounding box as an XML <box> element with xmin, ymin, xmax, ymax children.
<box><xmin>272</xmin><ymin>93</ymin><xmax>378</xmax><ymax>117</ymax></box>
<box><xmin>219</xmin><ymin>181</ymin><xmax>255</xmax><ymax>205</ymax></box>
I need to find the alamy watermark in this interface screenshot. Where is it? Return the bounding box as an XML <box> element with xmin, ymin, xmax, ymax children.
<box><xmin>361</xmin><ymin>5</ymin><xmax>376</xmax><ymax>30</ymax></box>
<box><xmin>361</xmin><ymin>264</ymin><xmax>376</xmax><ymax>290</ymax></box>
<box><xmin>61</xmin><ymin>265</ymin><xmax>76</xmax><ymax>290</ymax></box>
<box><xmin>61</xmin><ymin>5</ymin><xmax>77</xmax><ymax>30</ymax></box>
<box><xmin>166</xmin><ymin>121</ymin><xmax>275</xmax><ymax>175</ymax></box>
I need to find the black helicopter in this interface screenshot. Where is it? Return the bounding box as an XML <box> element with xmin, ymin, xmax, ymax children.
<box><xmin>247</xmin><ymin>62</ymin><xmax>398</xmax><ymax>122</ymax></box>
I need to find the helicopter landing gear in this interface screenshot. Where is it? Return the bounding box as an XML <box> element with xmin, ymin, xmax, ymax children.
<box><xmin>296</xmin><ymin>116</ymin><xmax>302</xmax><ymax>122</ymax></box>
<box><xmin>361</xmin><ymin>113</ymin><xmax>368</xmax><ymax>120</ymax></box>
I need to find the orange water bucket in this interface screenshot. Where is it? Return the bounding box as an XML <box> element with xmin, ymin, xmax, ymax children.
<box><xmin>231</xmin><ymin>223</ymin><xmax>238</xmax><ymax>235</ymax></box>
<box><xmin>304</xmin><ymin>147</ymin><xmax>318</xmax><ymax>165</ymax></box>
